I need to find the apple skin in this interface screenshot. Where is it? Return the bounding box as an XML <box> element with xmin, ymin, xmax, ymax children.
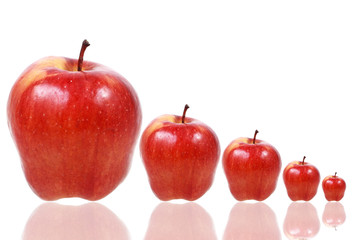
<box><xmin>322</xmin><ymin>173</ymin><xmax>346</xmax><ymax>201</ymax></box>
<box><xmin>222</xmin><ymin>133</ymin><xmax>281</xmax><ymax>201</ymax></box>
<box><xmin>7</xmin><ymin>56</ymin><xmax>142</xmax><ymax>201</ymax></box>
<box><xmin>140</xmin><ymin>112</ymin><xmax>220</xmax><ymax>201</ymax></box>
<box><xmin>283</xmin><ymin>158</ymin><xmax>320</xmax><ymax>201</ymax></box>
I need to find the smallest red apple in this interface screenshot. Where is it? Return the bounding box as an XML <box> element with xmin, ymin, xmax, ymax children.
<box><xmin>283</xmin><ymin>156</ymin><xmax>320</xmax><ymax>201</ymax></box>
<box><xmin>322</xmin><ymin>172</ymin><xmax>346</xmax><ymax>201</ymax></box>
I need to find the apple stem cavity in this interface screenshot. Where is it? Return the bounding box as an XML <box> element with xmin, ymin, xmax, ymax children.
<box><xmin>182</xmin><ymin>104</ymin><xmax>190</xmax><ymax>124</ymax></box>
<box><xmin>252</xmin><ymin>130</ymin><xmax>259</xmax><ymax>144</ymax></box>
<box><xmin>77</xmin><ymin>39</ymin><xmax>90</xmax><ymax>71</ymax></box>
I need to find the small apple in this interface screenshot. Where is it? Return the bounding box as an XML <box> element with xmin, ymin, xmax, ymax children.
<box><xmin>7</xmin><ymin>40</ymin><xmax>142</xmax><ymax>200</ymax></box>
<box><xmin>222</xmin><ymin>130</ymin><xmax>281</xmax><ymax>201</ymax></box>
<box><xmin>140</xmin><ymin>104</ymin><xmax>220</xmax><ymax>201</ymax></box>
<box><xmin>283</xmin><ymin>156</ymin><xmax>320</xmax><ymax>201</ymax></box>
<box><xmin>322</xmin><ymin>172</ymin><xmax>346</xmax><ymax>201</ymax></box>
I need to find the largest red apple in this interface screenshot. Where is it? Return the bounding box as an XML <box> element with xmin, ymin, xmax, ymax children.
<box><xmin>7</xmin><ymin>40</ymin><xmax>142</xmax><ymax>200</ymax></box>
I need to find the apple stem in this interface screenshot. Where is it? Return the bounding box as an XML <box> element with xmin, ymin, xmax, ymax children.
<box><xmin>334</xmin><ymin>172</ymin><xmax>337</xmax><ymax>177</ymax></box>
<box><xmin>77</xmin><ymin>39</ymin><xmax>90</xmax><ymax>71</ymax></box>
<box><xmin>182</xmin><ymin>104</ymin><xmax>190</xmax><ymax>123</ymax></box>
<box><xmin>252</xmin><ymin>130</ymin><xmax>259</xmax><ymax>144</ymax></box>
<box><xmin>302</xmin><ymin>156</ymin><xmax>306</xmax><ymax>164</ymax></box>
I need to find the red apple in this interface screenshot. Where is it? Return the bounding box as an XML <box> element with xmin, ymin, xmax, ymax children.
<box><xmin>140</xmin><ymin>104</ymin><xmax>220</xmax><ymax>201</ymax></box>
<box><xmin>283</xmin><ymin>156</ymin><xmax>320</xmax><ymax>201</ymax></box>
<box><xmin>7</xmin><ymin>40</ymin><xmax>142</xmax><ymax>200</ymax></box>
<box><xmin>322</xmin><ymin>172</ymin><xmax>346</xmax><ymax>201</ymax></box>
<box><xmin>222</xmin><ymin>130</ymin><xmax>281</xmax><ymax>201</ymax></box>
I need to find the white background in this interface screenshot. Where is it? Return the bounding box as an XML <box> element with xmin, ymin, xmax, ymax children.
<box><xmin>0</xmin><ymin>0</ymin><xmax>359</xmax><ymax>239</ymax></box>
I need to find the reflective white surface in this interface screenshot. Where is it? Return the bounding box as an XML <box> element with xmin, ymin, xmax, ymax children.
<box><xmin>144</xmin><ymin>202</ymin><xmax>217</xmax><ymax>239</ymax></box>
<box><xmin>23</xmin><ymin>203</ymin><xmax>129</xmax><ymax>240</ymax></box>
<box><xmin>18</xmin><ymin>200</ymin><xmax>351</xmax><ymax>239</ymax></box>
<box><xmin>223</xmin><ymin>202</ymin><xmax>281</xmax><ymax>239</ymax></box>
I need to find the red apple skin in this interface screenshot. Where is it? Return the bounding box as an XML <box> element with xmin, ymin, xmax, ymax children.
<box><xmin>140</xmin><ymin>114</ymin><xmax>220</xmax><ymax>201</ymax></box>
<box><xmin>7</xmin><ymin>56</ymin><xmax>142</xmax><ymax>201</ymax></box>
<box><xmin>222</xmin><ymin>137</ymin><xmax>281</xmax><ymax>201</ymax></box>
<box><xmin>283</xmin><ymin>160</ymin><xmax>320</xmax><ymax>201</ymax></box>
<box><xmin>322</xmin><ymin>173</ymin><xmax>346</xmax><ymax>201</ymax></box>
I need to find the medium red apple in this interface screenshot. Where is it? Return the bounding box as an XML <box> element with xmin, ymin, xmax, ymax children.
<box><xmin>7</xmin><ymin>40</ymin><xmax>142</xmax><ymax>200</ymax></box>
<box><xmin>140</xmin><ymin>104</ymin><xmax>220</xmax><ymax>201</ymax></box>
<box><xmin>222</xmin><ymin>130</ymin><xmax>281</xmax><ymax>201</ymax></box>
<box><xmin>322</xmin><ymin>172</ymin><xmax>346</xmax><ymax>201</ymax></box>
<box><xmin>283</xmin><ymin>156</ymin><xmax>320</xmax><ymax>201</ymax></box>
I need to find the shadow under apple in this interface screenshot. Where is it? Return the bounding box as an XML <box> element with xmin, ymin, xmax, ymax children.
<box><xmin>22</xmin><ymin>202</ymin><xmax>129</xmax><ymax>240</ymax></box>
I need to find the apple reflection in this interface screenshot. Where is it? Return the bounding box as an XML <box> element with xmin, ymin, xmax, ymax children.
<box><xmin>223</xmin><ymin>202</ymin><xmax>281</xmax><ymax>240</ymax></box>
<box><xmin>283</xmin><ymin>202</ymin><xmax>320</xmax><ymax>239</ymax></box>
<box><xmin>322</xmin><ymin>202</ymin><xmax>346</xmax><ymax>230</ymax></box>
<box><xmin>144</xmin><ymin>202</ymin><xmax>217</xmax><ymax>240</ymax></box>
<box><xmin>23</xmin><ymin>202</ymin><xmax>129</xmax><ymax>240</ymax></box>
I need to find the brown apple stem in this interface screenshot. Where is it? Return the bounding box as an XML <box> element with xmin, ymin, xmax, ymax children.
<box><xmin>182</xmin><ymin>104</ymin><xmax>190</xmax><ymax>123</ymax></box>
<box><xmin>77</xmin><ymin>39</ymin><xmax>90</xmax><ymax>71</ymax></box>
<box><xmin>302</xmin><ymin>156</ymin><xmax>306</xmax><ymax>164</ymax></box>
<box><xmin>334</xmin><ymin>172</ymin><xmax>337</xmax><ymax>177</ymax></box>
<box><xmin>252</xmin><ymin>130</ymin><xmax>259</xmax><ymax>144</ymax></box>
